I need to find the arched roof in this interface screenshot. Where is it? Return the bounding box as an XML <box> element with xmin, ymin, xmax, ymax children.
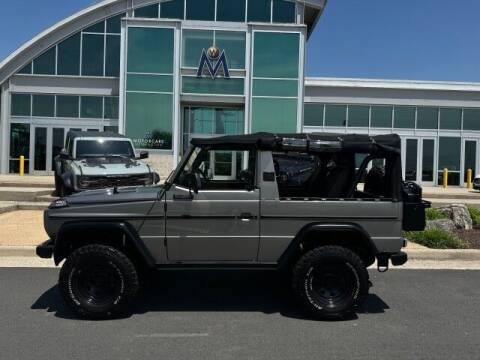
<box><xmin>0</xmin><ymin>0</ymin><xmax>326</xmax><ymax>85</ymax></box>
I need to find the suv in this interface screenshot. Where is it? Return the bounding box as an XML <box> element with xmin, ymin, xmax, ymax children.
<box><xmin>37</xmin><ymin>133</ymin><xmax>429</xmax><ymax>320</ymax></box>
<box><xmin>54</xmin><ymin>131</ymin><xmax>159</xmax><ymax>196</ymax></box>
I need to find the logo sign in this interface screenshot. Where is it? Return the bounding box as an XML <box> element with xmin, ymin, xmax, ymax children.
<box><xmin>197</xmin><ymin>46</ymin><xmax>230</xmax><ymax>79</ymax></box>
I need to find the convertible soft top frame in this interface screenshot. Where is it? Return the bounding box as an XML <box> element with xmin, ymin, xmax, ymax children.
<box><xmin>190</xmin><ymin>133</ymin><xmax>401</xmax><ymax>154</ymax></box>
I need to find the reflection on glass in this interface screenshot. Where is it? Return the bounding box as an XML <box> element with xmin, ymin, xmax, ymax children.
<box><xmin>405</xmin><ymin>139</ymin><xmax>418</xmax><ymax>181</ymax></box>
<box><xmin>438</xmin><ymin>137</ymin><xmax>461</xmax><ymax>186</ymax></box>
<box><xmin>52</xmin><ymin>128</ymin><xmax>65</xmax><ymax>171</ymax></box>
<box><xmin>34</xmin><ymin>127</ymin><xmax>47</xmax><ymax>171</ymax></box>
<box><xmin>422</xmin><ymin>139</ymin><xmax>434</xmax><ymax>182</ymax></box>
<box><xmin>464</xmin><ymin>141</ymin><xmax>476</xmax><ymax>183</ymax></box>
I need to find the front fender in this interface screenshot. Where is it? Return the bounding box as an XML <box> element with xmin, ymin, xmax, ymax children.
<box><xmin>53</xmin><ymin>221</ymin><xmax>155</xmax><ymax>267</ymax></box>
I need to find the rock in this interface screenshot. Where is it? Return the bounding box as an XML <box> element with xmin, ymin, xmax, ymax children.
<box><xmin>426</xmin><ymin>219</ymin><xmax>457</xmax><ymax>232</ymax></box>
<box><xmin>437</xmin><ymin>204</ymin><xmax>473</xmax><ymax>230</ymax></box>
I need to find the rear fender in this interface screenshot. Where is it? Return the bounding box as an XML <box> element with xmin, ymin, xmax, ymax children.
<box><xmin>278</xmin><ymin>222</ymin><xmax>378</xmax><ymax>269</ymax></box>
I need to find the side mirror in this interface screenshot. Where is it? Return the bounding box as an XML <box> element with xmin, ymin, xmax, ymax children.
<box><xmin>137</xmin><ymin>151</ymin><xmax>149</xmax><ymax>160</ymax></box>
<box><xmin>59</xmin><ymin>149</ymin><xmax>71</xmax><ymax>160</ymax></box>
<box><xmin>152</xmin><ymin>172</ymin><xmax>160</xmax><ymax>184</ymax></box>
<box><xmin>184</xmin><ymin>172</ymin><xmax>199</xmax><ymax>194</ymax></box>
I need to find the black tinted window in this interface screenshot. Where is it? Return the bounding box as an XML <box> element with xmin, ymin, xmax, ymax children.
<box><xmin>75</xmin><ymin>140</ymin><xmax>135</xmax><ymax>158</ymax></box>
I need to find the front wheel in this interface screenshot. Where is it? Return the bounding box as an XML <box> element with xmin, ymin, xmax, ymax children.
<box><xmin>59</xmin><ymin>244</ymin><xmax>139</xmax><ymax>319</ymax></box>
<box><xmin>292</xmin><ymin>245</ymin><xmax>369</xmax><ymax>320</ymax></box>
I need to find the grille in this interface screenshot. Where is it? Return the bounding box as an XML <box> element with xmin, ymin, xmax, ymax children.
<box><xmin>78</xmin><ymin>175</ymin><xmax>151</xmax><ymax>189</ymax></box>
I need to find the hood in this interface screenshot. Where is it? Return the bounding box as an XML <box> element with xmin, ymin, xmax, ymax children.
<box><xmin>66</xmin><ymin>184</ymin><xmax>164</xmax><ymax>205</ymax></box>
<box><xmin>72</xmin><ymin>158</ymin><xmax>151</xmax><ymax>176</ymax></box>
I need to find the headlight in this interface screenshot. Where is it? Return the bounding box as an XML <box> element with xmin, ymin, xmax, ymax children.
<box><xmin>49</xmin><ymin>199</ymin><xmax>68</xmax><ymax>209</ymax></box>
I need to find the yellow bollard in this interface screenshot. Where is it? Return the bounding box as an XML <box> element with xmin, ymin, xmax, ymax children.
<box><xmin>443</xmin><ymin>168</ymin><xmax>448</xmax><ymax>188</ymax></box>
<box><xmin>19</xmin><ymin>156</ymin><xmax>25</xmax><ymax>176</ymax></box>
<box><xmin>467</xmin><ymin>168</ymin><xmax>473</xmax><ymax>189</ymax></box>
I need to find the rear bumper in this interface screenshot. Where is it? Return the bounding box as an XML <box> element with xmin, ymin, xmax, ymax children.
<box><xmin>36</xmin><ymin>239</ymin><xmax>54</xmax><ymax>259</ymax></box>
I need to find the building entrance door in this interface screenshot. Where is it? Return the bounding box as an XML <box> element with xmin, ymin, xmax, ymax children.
<box><xmin>402</xmin><ymin>137</ymin><xmax>437</xmax><ymax>186</ymax></box>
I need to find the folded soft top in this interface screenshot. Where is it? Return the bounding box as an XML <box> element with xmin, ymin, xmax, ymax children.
<box><xmin>190</xmin><ymin>132</ymin><xmax>401</xmax><ymax>154</ymax></box>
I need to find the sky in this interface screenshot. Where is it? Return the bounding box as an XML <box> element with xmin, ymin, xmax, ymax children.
<box><xmin>1</xmin><ymin>0</ymin><xmax>480</xmax><ymax>82</ymax></box>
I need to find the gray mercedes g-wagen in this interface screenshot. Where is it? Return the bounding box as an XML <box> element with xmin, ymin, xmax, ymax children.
<box><xmin>37</xmin><ymin>133</ymin><xmax>429</xmax><ymax>320</ymax></box>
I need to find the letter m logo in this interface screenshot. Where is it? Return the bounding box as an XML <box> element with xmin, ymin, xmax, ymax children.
<box><xmin>197</xmin><ymin>49</ymin><xmax>230</xmax><ymax>79</ymax></box>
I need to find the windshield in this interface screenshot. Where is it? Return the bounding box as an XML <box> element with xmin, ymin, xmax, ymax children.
<box><xmin>75</xmin><ymin>139</ymin><xmax>135</xmax><ymax>158</ymax></box>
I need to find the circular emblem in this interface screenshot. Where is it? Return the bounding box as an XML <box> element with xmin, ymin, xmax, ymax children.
<box><xmin>207</xmin><ymin>46</ymin><xmax>220</xmax><ymax>60</ymax></box>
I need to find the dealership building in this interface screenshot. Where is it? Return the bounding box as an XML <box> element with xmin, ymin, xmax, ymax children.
<box><xmin>0</xmin><ymin>0</ymin><xmax>479</xmax><ymax>187</ymax></box>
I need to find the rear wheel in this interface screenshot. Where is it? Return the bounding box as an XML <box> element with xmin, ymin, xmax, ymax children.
<box><xmin>59</xmin><ymin>244</ymin><xmax>139</xmax><ymax>319</ymax></box>
<box><xmin>292</xmin><ymin>245</ymin><xmax>369</xmax><ymax>319</ymax></box>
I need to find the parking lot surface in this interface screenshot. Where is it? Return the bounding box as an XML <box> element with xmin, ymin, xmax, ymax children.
<box><xmin>1</xmin><ymin>268</ymin><xmax>479</xmax><ymax>360</ymax></box>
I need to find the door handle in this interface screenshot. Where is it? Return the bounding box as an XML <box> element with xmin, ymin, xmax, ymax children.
<box><xmin>239</xmin><ymin>212</ymin><xmax>255</xmax><ymax>221</ymax></box>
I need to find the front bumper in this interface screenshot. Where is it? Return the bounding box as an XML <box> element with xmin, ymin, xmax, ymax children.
<box><xmin>36</xmin><ymin>239</ymin><xmax>54</xmax><ymax>259</ymax></box>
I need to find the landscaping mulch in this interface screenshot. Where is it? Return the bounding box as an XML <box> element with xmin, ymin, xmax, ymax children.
<box><xmin>453</xmin><ymin>227</ymin><xmax>480</xmax><ymax>249</ymax></box>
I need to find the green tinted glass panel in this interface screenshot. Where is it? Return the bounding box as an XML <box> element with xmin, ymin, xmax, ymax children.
<box><xmin>394</xmin><ymin>106</ymin><xmax>415</xmax><ymax>128</ymax></box>
<box><xmin>127</xmin><ymin>74</ymin><xmax>173</xmax><ymax>92</ymax></box>
<box><xmin>348</xmin><ymin>105</ymin><xmax>369</xmax><ymax>127</ymax></box>
<box><xmin>128</xmin><ymin>27</ymin><xmax>174</xmax><ymax>74</ymax></box>
<box><xmin>135</xmin><ymin>4</ymin><xmax>159</xmax><ymax>18</ymax></box>
<box><xmin>216</xmin><ymin>31</ymin><xmax>246</xmax><ymax>69</ymax></box>
<box><xmin>215</xmin><ymin>108</ymin><xmax>244</xmax><ymax>135</ymax></box>
<box><xmin>273</xmin><ymin>0</ymin><xmax>296</xmax><ymax>23</ymax></box>
<box><xmin>32</xmin><ymin>95</ymin><xmax>54</xmax><ymax>117</ymax></box>
<box><xmin>106</xmin><ymin>13</ymin><xmax>124</xmax><ymax>33</ymax></box>
<box><xmin>405</xmin><ymin>139</ymin><xmax>418</xmax><ymax>181</ymax></box>
<box><xmin>248</xmin><ymin>0</ymin><xmax>271</xmax><ymax>22</ymax></box>
<box><xmin>417</xmin><ymin>107</ymin><xmax>438</xmax><ymax>129</ymax></box>
<box><xmin>252</xmin><ymin>98</ymin><xmax>297</xmax><ymax>133</ymax></box>
<box><xmin>82</xmin><ymin>34</ymin><xmax>104</xmax><ymax>76</ymax></box>
<box><xmin>253</xmin><ymin>79</ymin><xmax>298</xmax><ymax>97</ymax></box>
<box><xmin>10</xmin><ymin>123</ymin><xmax>30</xmax><ymax>159</ymax></box>
<box><xmin>438</xmin><ymin>137</ymin><xmax>461</xmax><ymax>186</ymax></box>
<box><xmin>253</xmin><ymin>32</ymin><xmax>299</xmax><ymax>78</ymax></box>
<box><xmin>81</xmin><ymin>97</ymin><xmax>103</xmax><ymax>118</ymax></box>
<box><xmin>182</xmin><ymin>30</ymin><xmax>214</xmax><ymax>68</ymax></box>
<box><xmin>104</xmin><ymin>97</ymin><xmax>119</xmax><ymax>119</ymax></box>
<box><xmin>217</xmin><ymin>0</ymin><xmax>246</xmax><ymax>22</ymax></box>
<box><xmin>187</xmin><ymin>107</ymin><xmax>214</xmax><ymax>135</ymax></box>
<box><xmin>105</xmin><ymin>35</ymin><xmax>121</xmax><ymax>77</ymax></box>
<box><xmin>57</xmin><ymin>33</ymin><xmax>81</xmax><ymax>75</ymax></box>
<box><xmin>84</xmin><ymin>21</ymin><xmax>105</xmax><ymax>33</ymax></box>
<box><xmin>186</xmin><ymin>0</ymin><xmax>215</xmax><ymax>20</ymax></box>
<box><xmin>126</xmin><ymin>92</ymin><xmax>173</xmax><ymax>150</ymax></box>
<box><xmin>182</xmin><ymin>77</ymin><xmax>244</xmax><ymax>95</ymax></box>
<box><xmin>325</xmin><ymin>105</ymin><xmax>347</xmax><ymax>127</ymax></box>
<box><xmin>56</xmin><ymin>96</ymin><xmax>79</xmax><ymax>118</ymax></box>
<box><xmin>33</xmin><ymin>48</ymin><xmax>56</xmax><ymax>75</ymax></box>
<box><xmin>304</xmin><ymin>103</ymin><xmax>324</xmax><ymax>126</ymax></box>
<box><xmin>464</xmin><ymin>141</ymin><xmax>476</xmax><ymax>182</ymax></box>
<box><xmin>161</xmin><ymin>0</ymin><xmax>184</xmax><ymax>19</ymax></box>
<box><xmin>18</xmin><ymin>63</ymin><xmax>32</xmax><ymax>75</ymax></box>
<box><xmin>11</xmin><ymin>94</ymin><xmax>31</xmax><ymax>116</ymax></box>
<box><xmin>370</xmin><ymin>106</ymin><xmax>392</xmax><ymax>128</ymax></box>
<box><xmin>463</xmin><ymin>109</ymin><xmax>480</xmax><ymax>130</ymax></box>
<box><xmin>440</xmin><ymin>108</ymin><xmax>462</xmax><ymax>130</ymax></box>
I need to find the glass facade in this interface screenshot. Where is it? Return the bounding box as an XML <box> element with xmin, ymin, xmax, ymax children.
<box><xmin>10</xmin><ymin>93</ymin><xmax>119</xmax><ymax>120</ymax></box>
<box><xmin>125</xmin><ymin>27</ymin><xmax>174</xmax><ymax>150</ymax></box>
<box><xmin>18</xmin><ymin>13</ymin><xmax>124</xmax><ymax>78</ymax></box>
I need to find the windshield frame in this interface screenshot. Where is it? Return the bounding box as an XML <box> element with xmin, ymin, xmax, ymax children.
<box><xmin>73</xmin><ymin>138</ymin><xmax>135</xmax><ymax>159</ymax></box>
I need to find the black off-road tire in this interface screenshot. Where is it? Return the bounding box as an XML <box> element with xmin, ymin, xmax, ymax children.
<box><xmin>292</xmin><ymin>245</ymin><xmax>369</xmax><ymax>320</ymax></box>
<box><xmin>59</xmin><ymin>244</ymin><xmax>139</xmax><ymax>319</ymax></box>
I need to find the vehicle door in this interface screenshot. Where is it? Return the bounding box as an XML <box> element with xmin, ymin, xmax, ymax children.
<box><xmin>165</xmin><ymin>147</ymin><xmax>260</xmax><ymax>262</ymax></box>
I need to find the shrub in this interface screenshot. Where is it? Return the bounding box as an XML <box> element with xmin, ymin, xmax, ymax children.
<box><xmin>405</xmin><ymin>229</ymin><xmax>467</xmax><ymax>249</ymax></box>
<box><xmin>425</xmin><ymin>208</ymin><xmax>447</xmax><ymax>221</ymax></box>
<box><xmin>468</xmin><ymin>206</ymin><xmax>480</xmax><ymax>226</ymax></box>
